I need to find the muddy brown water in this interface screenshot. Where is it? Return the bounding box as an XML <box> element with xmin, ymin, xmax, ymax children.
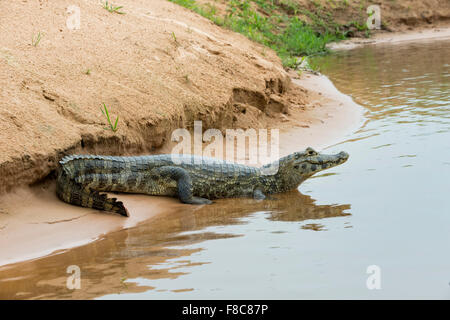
<box><xmin>0</xmin><ymin>39</ymin><xmax>449</xmax><ymax>299</ymax></box>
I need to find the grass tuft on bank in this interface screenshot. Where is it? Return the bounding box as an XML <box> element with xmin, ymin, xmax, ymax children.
<box><xmin>168</xmin><ymin>0</ymin><xmax>360</xmax><ymax>68</ymax></box>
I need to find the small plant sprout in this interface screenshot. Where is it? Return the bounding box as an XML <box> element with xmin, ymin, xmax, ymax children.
<box><xmin>171</xmin><ymin>32</ymin><xmax>178</xmax><ymax>45</ymax></box>
<box><xmin>100</xmin><ymin>103</ymin><xmax>119</xmax><ymax>132</ymax></box>
<box><xmin>298</xmin><ymin>56</ymin><xmax>307</xmax><ymax>67</ymax></box>
<box><xmin>32</xmin><ymin>32</ymin><xmax>42</xmax><ymax>47</ymax></box>
<box><xmin>103</xmin><ymin>1</ymin><xmax>125</xmax><ymax>14</ymax></box>
<box><xmin>85</xmin><ymin>69</ymin><xmax>91</xmax><ymax>75</ymax></box>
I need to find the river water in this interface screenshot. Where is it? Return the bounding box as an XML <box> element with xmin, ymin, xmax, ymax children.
<box><xmin>0</xmin><ymin>39</ymin><xmax>448</xmax><ymax>299</ymax></box>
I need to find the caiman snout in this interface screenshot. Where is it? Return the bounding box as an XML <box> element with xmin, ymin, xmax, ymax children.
<box><xmin>299</xmin><ymin>149</ymin><xmax>349</xmax><ymax>176</ymax></box>
<box><xmin>338</xmin><ymin>151</ymin><xmax>349</xmax><ymax>162</ymax></box>
<box><xmin>324</xmin><ymin>150</ymin><xmax>349</xmax><ymax>166</ymax></box>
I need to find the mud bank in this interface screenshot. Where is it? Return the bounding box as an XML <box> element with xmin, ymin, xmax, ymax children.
<box><xmin>0</xmin><ymin>71</ymin><xmax>364</xmax><ymax>267</ymax></box>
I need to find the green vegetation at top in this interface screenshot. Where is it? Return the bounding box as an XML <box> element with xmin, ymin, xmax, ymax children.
<box><xmin>168</xmin><ymin>0</ymin><xmax>367</xmax><ymax>68</ymax></box>
<box><xmin>103</xmin><ymin>1</ymin><xmax>125</xmax><ymax>14</ymax></box>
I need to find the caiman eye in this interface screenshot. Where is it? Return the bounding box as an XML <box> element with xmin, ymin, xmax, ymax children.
<box><xmin>294</xmin><ymin>165</ymin><xmax>300</xmax><ymax>169</ymax></box>
<box><xmin>306</xmin><ymin>148</ymin><xmax>316</xmax><ymax>156</ymax></box>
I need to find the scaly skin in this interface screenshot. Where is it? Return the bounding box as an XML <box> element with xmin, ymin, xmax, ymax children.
<box><xmin>56</xmin><ymin>147</ymin><xmax>349</xmax><ymax>217</ymax></box>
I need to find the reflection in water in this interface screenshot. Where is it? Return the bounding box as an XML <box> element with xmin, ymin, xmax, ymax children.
<box><xmin>0</xmin><ymin>191</ymin><xmax>350</xmax><ymax>299</ymax></box>
<box><xmin>301</xmin><ymin>223</ymin><xmax>327</xmax><ymax>231</ymax></box>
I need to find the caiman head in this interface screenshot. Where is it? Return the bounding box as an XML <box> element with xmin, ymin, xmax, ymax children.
<box><xmin>263</xmin><ymin>147</ymin><xmax>349</xmax><ymax>192</ymax></box>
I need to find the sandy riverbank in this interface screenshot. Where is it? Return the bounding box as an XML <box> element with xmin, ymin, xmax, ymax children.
<box><xmin>0</xmin><ymin>0</ymin><xmax>304</xmax><ymax>195</ymax></box>
<box><xmin>2</xmin><ymin>0</ymin><xmax>448</xmax><ymax>268</ymax></box>
<box><xmin>0</xmin><ymin>0</ymin><xmax>367</xmax><ymax>267</ymax></box>
<box><xmin>0</xmin><ymin>71</ymin><xmax>364</xmax><ymax>267</ymax></box>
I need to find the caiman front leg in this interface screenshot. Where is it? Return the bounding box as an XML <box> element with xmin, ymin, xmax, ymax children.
<box><xmin>151</xmin><ymin>166</ymin><xmax>213</xmax><ymax>205</ymax></box>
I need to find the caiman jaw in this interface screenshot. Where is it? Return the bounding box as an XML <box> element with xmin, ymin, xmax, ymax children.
<box><xmin>308</xmin><ymin>151</ymin><xmax>349</xmax><ymax>170</ymax></box>
<box><xmin>298</xmin><ymin>149</ymin><xmax>349</xmax><ymax>176</ymax></box>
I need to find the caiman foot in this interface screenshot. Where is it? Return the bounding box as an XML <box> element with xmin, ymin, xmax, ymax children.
<box><xmin>253</xmin><ymin>189</ymin><xmax>266</xmax><ymax>200</ymax></box>
<box><xmin>183</xmin><ymin>196</ymin><xmax>213</xmax><ymax>205</ymax></box>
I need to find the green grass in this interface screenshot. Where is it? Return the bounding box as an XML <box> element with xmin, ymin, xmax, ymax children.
<box><xmin>103</xmin><ymin>1</ymin><xmax>125</xmax><ymax>14</ymax></box>
<box><xmin>171</xmin><ymin>31</ymin><xmax>179</xmax><ymax>45</ymax></box>
<box><xmin>100</xmin><ymin>103</ymin><xmax>119</xmax><ymax>132</ymax></box>
<box><xmin>168</xmin><ymin>0</ymin><xmax>350</xmax><ymax>68</ymax></box>
<box><xmin>168</xmin><ymin>0</ymin><xmax>225</xmax><ymax>25</ymax></box>
<box><xmin>32</xmin><ymin>31</ymin><xmax>42</xmax><ymax>47</ymax></box>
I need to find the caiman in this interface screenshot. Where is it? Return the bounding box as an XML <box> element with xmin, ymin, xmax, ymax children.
<box><xmin>56</xmin><ymin>147</ymin><xmax>349</xmax><ymax>217</ymax></box>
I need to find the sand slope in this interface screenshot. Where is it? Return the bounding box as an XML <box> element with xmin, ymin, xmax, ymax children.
<box><xmin>0</xmin><ymin>0</ymin><xmax>310</xmax><ymax>194</ymax></box>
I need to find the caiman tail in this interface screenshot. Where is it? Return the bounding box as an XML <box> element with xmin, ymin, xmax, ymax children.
<box><xmin>56</xmin><ymin>167</ymin><xmax>129</xmax><ymax>217</ymax></box>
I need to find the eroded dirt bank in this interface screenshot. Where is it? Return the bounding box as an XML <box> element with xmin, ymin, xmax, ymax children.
<box><xmin>0</xmin><ymin>0</ymin><xmax>310</xmax><ymax>195</ymax></box>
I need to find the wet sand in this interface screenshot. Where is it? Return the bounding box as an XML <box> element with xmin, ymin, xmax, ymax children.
<box><xmin>328</xmin><ymin>27</ymin><xmax>450</xmax><ymax>50</ymax></box>
<box><xmin>0</xmin><ymin>72</ymin><xmax>364</xmax><ymax>267</ymax></box>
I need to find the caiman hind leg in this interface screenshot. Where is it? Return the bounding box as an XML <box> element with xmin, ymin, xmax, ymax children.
<box><xmin>151</xmin><ymin>166</ymin><xmax>212</xmax><ymax>204</ymax></box>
